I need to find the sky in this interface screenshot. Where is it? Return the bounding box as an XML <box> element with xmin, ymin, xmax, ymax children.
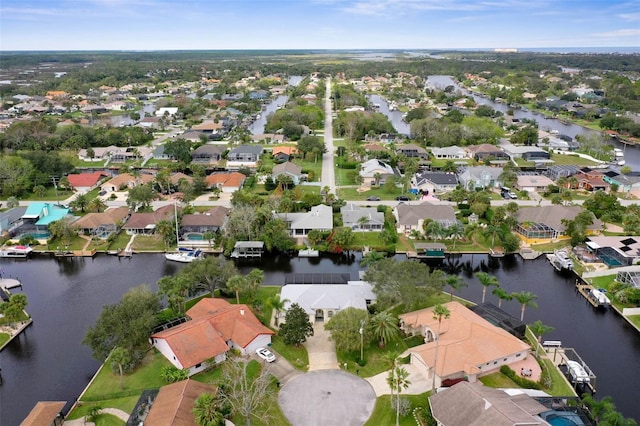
<box><xmin>0</xmin><ymin>0</ymin><xmax>639</xmax><ymax>51</ymax></box>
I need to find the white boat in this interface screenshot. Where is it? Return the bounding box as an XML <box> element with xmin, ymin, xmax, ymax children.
<box><xmin>551</xmin><ymin>250</ymin><xmax>573</xmax><ymax>271</ymax></box>
<box><xmin>566</xmin><ymin>360</ymin><xmax>590</xmax><ymax>383</ymax></box>
<box><xmin>165</xmin><ymin>248</ymin><xmax>203</xmax><ymax>263</ymax></box>
<box><xmin>298</xmin><ymin>248</ymin><xmax>319</xmax><ymax>258</ymax></box>
<box><xmin>614</xmin><ymin>148</ymin><xmax>624</xmax><ymax>158</ymax></box>
<box><xmin>0</xmin><ymin>245</ymin><xmax>33</xmax><ymax>258</ymax></box>
<box><xmin>589</xmin><ymin>288</ymin><xmax>611</xmax><ymax>306</ymax></box>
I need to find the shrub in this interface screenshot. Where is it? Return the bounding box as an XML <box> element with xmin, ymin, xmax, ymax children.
<box><xmin>499</xmin><ymin>365</ymin><xmax>542</xmax><ymax>390</ymax></box>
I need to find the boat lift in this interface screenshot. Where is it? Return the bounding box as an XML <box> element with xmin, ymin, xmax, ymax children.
<box><xmin>545</xmin><ymin>343</ymin><xmax>597</xmax><ymax>393</ymax></box>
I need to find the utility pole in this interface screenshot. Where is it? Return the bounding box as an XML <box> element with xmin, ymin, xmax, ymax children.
<box><xmin>51</xmin><ymin>176</ymin><xmax>60</xmax><ymax>205</ymax></box>
<box><xmin>359</xmin><ymin>319</ymin><xmax>365</xmax><ymax>362</ymax></box>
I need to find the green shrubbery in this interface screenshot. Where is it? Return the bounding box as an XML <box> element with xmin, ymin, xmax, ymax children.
<box><xmin>500</xmin><ymin>365</ymin><xmax>542</xmax><ymax>390</ymax></box>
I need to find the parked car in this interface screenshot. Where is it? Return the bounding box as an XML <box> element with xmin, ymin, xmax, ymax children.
<box><xmin>366</xmin><ymin>196</ymin><xmax>381</xmax><ymax>201</ymax></box>
<box><xmin>395</xmin><ymin>195</ymin><xmax>411</xmax><ymax>201</ymax></box>
<box><xmin>256</xmin><ymin>347</ymin><xmax>276</xmax><ymax>363</ymax></box>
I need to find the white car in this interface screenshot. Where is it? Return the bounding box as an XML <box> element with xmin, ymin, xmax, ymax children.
<box><xmin>256</xmin><ymin>347</ymin><xmax>276</xmax><ymax>363</ymax></box>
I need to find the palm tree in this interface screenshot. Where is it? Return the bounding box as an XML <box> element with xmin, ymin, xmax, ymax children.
<box><xmin>475</xmin><ymin>272</ymin><xmax>499</xmax><ymax>303</ymax></box>
<box><xmin>267</xmin><ymin>294</ymin><xmax>289</xmax><ymax>326</ymax></box>
<box><xmin>445</xmin><ymin>274</ymin><xmax>468</xmax><ymax>301</ymax></box>
<box><xmin>71</xmin><ymin>193</ymin><xmax>89</xmax><ymax>213</ymax></box>
<box><xmin>155</xmin><ymin>219</ymin><xmax>176</xmax><ymax>250</ymax></box>
<box><xmin>529</xmin><ymin>320</ymin><xmax>555</xmax><ymax>357</ymax></box>
<box><xmin>358</xmin><ymin>215</ymin><xmax>369</xmax><ymax>234</ymax></box>
<box><xmin>431</xmin><ymin>304</ymin><xmax>450</xmax><ymax>392</ymax></box>
<box><xmin>373</xmin><ymin>172</ymin><xmax>382</xmax><ymax>187</ymax></box>
<box><xmin>389</xmin><ymin>366</ymin><xmax>411</xmax><ymax>426</ymax></box>
<box><xmin>109</xmin><ymin>347</ymin><xmax>130</xmax><ymax>389</ymax></box>
<box><xmin>512</xmin><ymin>291</ymin><xmax>538</xmax><ymax>321</ymax></box>
<box><xmin>383</xmin><ymin>351</ymin><xmax>400</xmax><ymax>405</ymax></box>
<box><xmin>88</xmin><ymin>197</ymin><xmax>108</xmax><ymax>213</ymax></box>
<box><xmin>447</xmin><ymin>223</ymin><xmax>464</xmax><ymax>251</ymax></box>
<box><xmin>424</xmin><ymin>221</ymin><xmax>443</xmax><ymax>242</ymax></box>
<box><xmin>193</xmin><ymin>392</ymin><xmax>225</xmax><ymax>426</ymax></box>
<box><xmin>370</xmin><ymin>311</ymin><xmax>400</xmax><ymax>348</ymax></box>
<box><xmin>492</xmin><ymin>287</ymin><xmax>512</xmax><ymax>308</ymax></box>
<box><xmin>203</xmin><ymin>231</ymin><xmax>215</xmax><ymax>249</ymax></box>
<box><xmin>226</xmin><ymin>275</ymin><xmax>246</xmax><ymax>304</ymax></box>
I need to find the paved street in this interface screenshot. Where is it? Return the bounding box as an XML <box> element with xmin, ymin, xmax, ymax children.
<box><xmin>321</xmin><ymin>77</ymin><xmax>337</xmax><ymax>194</ymax></box>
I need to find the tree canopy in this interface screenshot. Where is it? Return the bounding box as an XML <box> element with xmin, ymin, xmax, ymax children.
<box><xmin>279</xmin><ymin>303</ymin><xmax>314</xmax><ymax>346</ymax></box>
<box><xmin>363</xmin><ymin>258</ymin><xmax>446</xmax><ymax>310</ymax></box>
<box><xmin>83</xmin><ymin>285</ymin><xmax>161</xmax><ymax>367</ymax></box>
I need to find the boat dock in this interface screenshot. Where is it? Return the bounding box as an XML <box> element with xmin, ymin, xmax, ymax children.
<box><xmin>0</xmin><ymin>277</ymin><xmax>23</xmax><ymax>291</ymax></box>
<box><xmin>407</xmin><ymin>243</ymin><xmax>446</xmax><ymax>259</ymax></box>
<box><xmin>576</xmin><ymin>280</ymin><xmax>611</xmax><ymax>308</ymax></box>
<box><xmin>544</xmin><ymin>342</ymin><xmax>597</xmax><ymax>393</ymax></box>
<box><xmin>230</xmin><ymin>241</ymin><xmax>265</xmax><ymax>259</ymax></box>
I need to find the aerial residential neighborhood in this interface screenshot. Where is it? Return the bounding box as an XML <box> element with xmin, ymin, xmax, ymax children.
<box><xmin>1</xmin><ymin>12</ymin><xmax>640</xmax><ymax>424</ymax></box>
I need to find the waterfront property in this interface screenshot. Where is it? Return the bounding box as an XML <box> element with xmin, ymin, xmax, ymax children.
<box><xmin>151</xmin><ymin>298</ymin><xmax>274</xmax><ymax>376</ymax></box>
<box><xmin>429</xmin><ymin>381</ymin><xmax>550</xmax><ymax>426</ymax></box>
<box><xmin>399</xmin><ymin>301</ymin><xmax>532</xmax><ymax>388</ymax></box>
<box><xmin>585</xmin><ymin>236</ymin><xmax>640</xmax><ymax>267</ymax></box>
<box><xmin>70</xmin><ymin>207</ymin><xmax>129</xmax><ymax>239</ymax></box>
<box><xmin>394</xmin><ymin>202</ymin><xmax>458</xmax><ymax>236</ymax></box>
<box><xmin>514</xmin><ymin>206</ymin><xmax>602</xmax><ymax>244</ymax></box>
<box><xmin>276</xmin><ymin>204</ymin><xmax>333</xmax><ymax>237</ymax></box>
<box><xmin>280</xmin><ymin>279</ymin><xmax>376</xmax><ymax>323</ymax></box>
<box><xmin>340</xmin><ymin>204</ymin><xmax>384</xmax><ymax>232</ymax></box>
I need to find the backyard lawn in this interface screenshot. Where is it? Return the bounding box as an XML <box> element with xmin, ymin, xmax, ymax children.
<box><xmin>364</xmin><ymin>392</ymin><xmax>431</xmax><ymax>426</ymax></box>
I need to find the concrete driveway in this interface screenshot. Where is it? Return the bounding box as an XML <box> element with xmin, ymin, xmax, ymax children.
<box><xmin>251</xmin><ymin>349</ymin><xmax>301</xmax><ymax>385</ymax></box>
<box><xmin>279</xmin><ymin>370</ymin><xmax>376</xmax><ymax>426</ymax></box>
<box><xmin>303</xmin><ymin>323</ymin><xmax>339</xmax><ymax>371</ymax></box>
<box><xmin>365</xmin><ymin>362</ymin><xmax>432</xmax><ymax>397</ymax></box>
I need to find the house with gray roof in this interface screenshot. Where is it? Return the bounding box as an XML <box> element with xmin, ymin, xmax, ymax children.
<box><xmin>340</xmin><ymin>204</ymin><xmax>385</xmax><ymax>232</ymax></box>
<box><xmin>413</xmin><ymin>171</ymin><xmax>458</xmax><ymax>193</ymax></box>
<box><xmin>502</xmin><ymin>144</ymin><xmax>551</xmax><ymax>161</ymax></box>
<box><xmin>191</xmin><ymin>144</ymin><xmax>225</xmax><ymax>166</ymax></box>
<box><xmin>280</xmin><ymin>280</ymin><xmax>376</xmax><ymax>323</ymax></box>
<box><xmin>515</xmin><ymin>206</ymin><xmax>601</xmax><ymax>243</ymax></box>
<box><xmin>0</xmin><ymin>206</ymin><xmax>27</xmax><ymax>236</ymax></box>
<box><xmin>396</xmin><ymin>144</ymin><xmax>429</xmax><ymax>159</ymax></box>
<box><xmin>359</xmin><ymin>159</ymin><xmax>397</xmax><ymax>187</ymax></box>
<box><xmin>272</xmin><ymin>162</ymin><xmax>303</xmax><ymax>185</ymax></box>
<box><xmin>603</xmin><ymin>171</ymin><xmax>640</xmax><ymax>194</ymax></box>
<box><xmin>276</xmin><ymin>204</ymin><xmax>333</xmax><ymax>237</ymax></box>
<box><xmin>227</xmin><ymin>145</ymin><xmax>263</xmax><ymax>169</ymax></box>
<box><xmin>429</xmin><ymin>381</ymin><xmax>550</xmax><ymax>426</ymax></box>
<box><xmin>394</xmin><ymin>202</ymin><xmax>458</xmax><ymax>235</ymax></box>
<box><xmin>431</xmin><ymin>146</ymin><xmax>467</xmax><ymax>160</ymax></box>
<box><xmin>466</xmin><ymin>144</ymin><xmax>510</xmax><ymax>163</ymax></box>
<box><xmin>458</xmin><ymin>166</ymin><xmax>504</xmax><ymax>190</ymax></box>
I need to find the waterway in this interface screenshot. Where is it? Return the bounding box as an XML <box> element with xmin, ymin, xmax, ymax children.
<box><xmin>1</xmin><ymin>253</ymin><xmax>639</xmax><ymax>424</ymax></box>
<box><xmin>248</xmin><ymin>75</ymin><xmax>303</xmax><ymax>135</ymax></box>
<box><xmin>371</xmin><ymin>75</ymin><xmax>640</xmax><ymax>170</ymax></box>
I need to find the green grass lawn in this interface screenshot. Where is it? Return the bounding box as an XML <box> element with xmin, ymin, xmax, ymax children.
<box><xmin>131</xmin><ymin>235</ymin><xmax>166</xmax><ymax>251</ymax></box>
<box><xmin>364</xmin><ymin>392</ymin><xmax>431</xmax><ymax>426</ymax></box>
<box><xmin>0</xmin><ymin>333</ymin><xmax>11</xmax><ymax>346</ymax></box>
<box><xmin>68</xmin><ymin>397</ymin><xmax>138</xmax><ymax>422</ymax></box>
<box><xmin>338</xmin><ymin>186</ymin><xmax>408</xmax><ymax>200</ymax></box>
<box><xmin>627</xmin><ymin>315</ymin><xmax>640</xmax><ymax>329</ymax></box>
<box><xmin>45</xmin><ymin>235</ymin><xmax>87</xmax><ymax>251</ymax></box>
<box><xmin>479</xmin><ymin>372</ymin><xmax>520</xmax><ymax>388</ymax></box>
<box><xmin>19</xmin><ymin>186</ymin><xmax>74</xmax><ymax>202</ymax></box>
<box><xmin>334</xmin><ymin>166</ymin><xmax>358</xmax><ymax>186</ymax></box>
<box><xmin>107</xmin><ymin>232</ymin><xmax>133</xmax><ymax>251</ymax></box>
<box><xmin>271</xmin><ymin>335</ymin><xmax>309</xmax><ymax>371</ymax></box>
<box><xmin>550</xmin><ymin>153</ymin><xmax>599</xmax><ymax>166</ymax></box>
<box><xmin>81</xmin><ymin>351</ymin><xmax>173</xmax><ymax>401</ymax></box>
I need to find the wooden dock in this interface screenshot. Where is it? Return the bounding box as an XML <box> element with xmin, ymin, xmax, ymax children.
<box><xmin>546</xmin><ymin>345</ymin><xmax>597</xmax><ymax>394</ymax></box>
<box><xmin>576</xmin><ymin>282</ymin><xmax>611</xmax><ymax>308</ymax></box>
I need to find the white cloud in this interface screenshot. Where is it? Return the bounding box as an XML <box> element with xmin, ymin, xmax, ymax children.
<box><xmin>594</xmin><ymin>28</ymin><xmax>640</xmax><ymax>38</ymax></box>
<box><xmin>617</xmin><ymin>12</ymin><xmax>640</xmax><ymax>22</ymax></box>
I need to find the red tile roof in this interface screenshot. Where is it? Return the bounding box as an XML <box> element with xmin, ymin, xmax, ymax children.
<box><xmin>205</xmin><ymin>172</ymin><xmax>246</xmax><ymax>188</ymax></box>
<box><xmin>145</xmin><ymin>379</ymin><xmax>216</xmax><ymax>426</ymax></box>
<box><xmin>152</xmin><ymin>298</ymin><xmax>273</xmax><ymax>369</ymax></box>
<box><xmin>67</xmin><ymin>171</ymin><xmax>107</xmax><ymax>188</ymax></box>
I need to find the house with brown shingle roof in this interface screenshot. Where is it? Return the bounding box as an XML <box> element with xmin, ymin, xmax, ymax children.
<box><xmin>66</xmin><ymin>171</ymin><xmax>108</xmax><ymax>192</ymax></box>
<box><xmin>151</xmin><ymin>298</ymin><xmax>274</xmax><ymax>376</ymax></box>
<box><xmin>205</xmin><ymin>172</ymin><xmax>246</xmax><ymax>193</ymax></box>
<box><xmin>190</xmin><ymin>144</ymin><xmax>225</xmax><ymax>166</ymax></box>
<box><xmin>169</xmin><ymin>172</ymin><xmax>194</xmax><ymax>186</ymax></box>
<box><xmin>71</xmin><ymin>207</ymin><xmax>129</xmax><ymax>238</ymax></box>
<box><xmin>20</xmin><ymin>401</ymin><xmax>66</xmax><ymax>426</ymax></box>
<box><xmin>180</xmin><ymin>206</ymin><xmax>230</xmax><ymax>235</ymax></box>
<box><xmin>429</xmin><ymin>381</ymin><xmax>549</xmax><ymax>426</ymax></box>
<box><xmin>272</xmin><ymin>162</ymin><xmax>303</xmax><ymax>184</ymax></box>
<box><xmin>466</xmin><ymin>144</ymin><xmax>510</xmax><ymax>162</ymax></box>
<box><xmin>399</xmin><ymin>302</ymin><xmax>531</xmax><ymax>387</ymax></box>
<box><xmin>100</xmin><ymin>173</ymin><xmax>154</xmax><ymax>193</ymax></box>
<box><xmin>123</xmin><ymin>204</ymin><xmax>178</xmax><ymax>235</ymax></box>
<box><xmin>144</xmin><ymin>379</ymin><xmax>216</xmax><ymax>426</ymax></box>
<box><xmin>394</xmin><ymin>202</ymin><xmax>458</xmax><ymax>235</ymax></box>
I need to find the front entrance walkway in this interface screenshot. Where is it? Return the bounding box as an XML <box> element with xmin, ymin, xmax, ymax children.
<box><xmin>303</xmin><ymin>322</ymin><xmax>339</xmax><ymax>371</ymax></box>
<box><xmin>366</xmin><ymin>362</ymin><xmax>432</xmax><ymax>396</ymax></box>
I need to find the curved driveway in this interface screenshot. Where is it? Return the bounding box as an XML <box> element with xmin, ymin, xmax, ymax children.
<box><xmin>278</xmin><ymin>370</ymin><xmax>376</xmax><ymax>426</ymax></box>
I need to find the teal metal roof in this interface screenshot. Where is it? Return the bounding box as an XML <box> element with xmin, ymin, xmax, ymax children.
<box><xmin>23</xmin><ymin>203</ymin><xmax>69</xmax><ymax>226</ymax></box>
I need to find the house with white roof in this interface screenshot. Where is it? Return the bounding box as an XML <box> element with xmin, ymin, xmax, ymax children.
<box><xmin>359</xmin><ymin>159</ymin><xmax>396</xmax><ymax>187</ymax></box>
<box><xmin>276</xmin><ymin>204</ymin><xmax>333</xmax><ymax>237</ymax></box>
<box><xmin>340</xmin><ymin>204</ymin><xmax>385</xmax><ymax>232</ymax></box>
<box><xmin>280</xmin><ymin>280</ymin><xmax>376</xmax><ymax>323</ymax></box>
<box><xmin>430</xmin><ymin>146</ymin><xmax>467</xmax><ymax>160</ymax></box>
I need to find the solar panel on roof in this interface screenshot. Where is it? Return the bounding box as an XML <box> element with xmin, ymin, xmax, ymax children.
<box><xmin>621</xmin><ymin>238</ymin><xmax>637</xmax><ymax>245</ymax></box>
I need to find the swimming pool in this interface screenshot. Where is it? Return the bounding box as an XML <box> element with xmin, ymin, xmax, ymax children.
<box><xmin>184</xmin><ymin>233</ymin><xmax>204</xmax><ymax>241</ymax></box>
<box><xmin>540</xmin><ymin>410</ymin><xmax>585</xmax><ymax>426</ymax></box>
<box><xmin>21</xmin><ymin>232</ymin><xmax>50</xmax><ymax>239</ymax></box>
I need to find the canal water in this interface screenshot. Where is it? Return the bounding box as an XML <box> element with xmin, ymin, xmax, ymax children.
<box><xmin>1</xmin><ymin>253</ymin><xmax>639</xmax><ymax>424</ymax></box>
<box><xmin>248</xmin><ymin>75</ymin><xmax>303</xmax><ymax>135</ymax></box>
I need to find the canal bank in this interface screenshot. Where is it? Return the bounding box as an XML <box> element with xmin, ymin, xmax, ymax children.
<box><xmin>1</xmin><ymin>253</ymin><xmax>639</xmax><ymax>424</ymax></box>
